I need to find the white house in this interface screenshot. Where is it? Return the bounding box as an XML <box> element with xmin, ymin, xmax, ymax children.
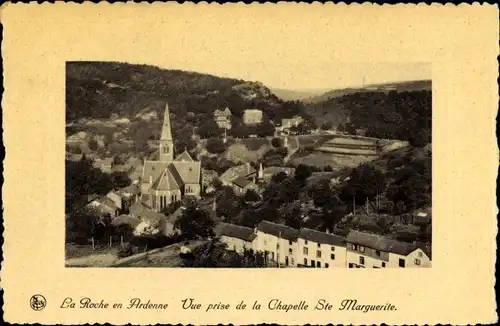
<box><xmin>345</xmin><ymin>230</ymin><xmax>432</xmax><ymax>268</ymax></box>
<box><xmin>253</xmin><ymin>220</ymin><xmax>299</xmax><ymax>267</ymax></box>
<box><xmin>214</xmin><ymin>222</ymin><xmax>257</xmax><ymax>254</ymax></box>
<box><xmin>296</xmin><ymin>228</ymin><xmax>346</xmax><ymax>268</ymax></box>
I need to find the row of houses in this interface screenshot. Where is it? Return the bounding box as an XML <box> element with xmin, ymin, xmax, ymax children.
<box><xmin>214</xmin><ymin>220</ymin><xmax>432</xmax><ymax>268</ymax></box>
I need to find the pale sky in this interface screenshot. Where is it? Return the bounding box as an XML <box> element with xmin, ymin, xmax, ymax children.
<box><xmin>148</xmin><ymin>61</ymin><xmax>431</xmax><ymax>91</ymax></box>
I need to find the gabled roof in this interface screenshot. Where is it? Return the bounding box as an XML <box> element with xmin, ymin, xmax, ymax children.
<box><xmin>298</xmin><ymin>228</ymin><xmax>345</xmax><ymax>247</ymax></box>
<box><xmin>142</xmin><ymin>161</ymin><xmax>171</xmax><ymax>184</ymax></box>
<box><xmin>346</xmin><ymin>230</ymin><xmax>423</xmax><ymax>257</ymax></box>
<box><xmin>215</xmin><ymin>222</ymin><xmax>257</xmax><ymax>242</ymax></box>
<box><xmin>152</xmin><ymin>166</ymin><xmax>181</xmax><ymax>191</ymax></box>
<box><xmin>233</xmin><ymin>176</ymin><xmax>254</xmax><ymax>189</ymax></box>
<box><xmin>129</xmin><ymin>202</ymin><xmax>147</xmax><ymax>218</ymax></box>
<box><xmin>139</xmin><ymin>209</ymin><xmax>167</xmax><ymax>227</ymax></box>
<box><xmin>263</xmin><ymin>166</ymin><xmax>294</xmax><ymax>175</ymax></box>
<box><xmin>117</xmin><ymin>184</ymin><xmax>141</xmax><ymax>197</ymax></box>
<box><xmin>172</xmin><ymin>161</ymin><xmax>201</xmax><ymax>184</ymax></box>
<box><xmin>175</xmin><ymin>150</ymin><xmax>194</xmax><ymax>162</ymax></box>
<box><xmin>111</xmin><ymin>214</ymin><xmax>141</xmax><ymax>229</ymax></box>
<box><xmin>256</xmin><ymin>220</ymin><xmax>299</xmax><ymax>241</ymax></box>
<box><xmin>220</xmin><ymin>163</ymin><xmax>256</xmax><ymax>183</ymax></box>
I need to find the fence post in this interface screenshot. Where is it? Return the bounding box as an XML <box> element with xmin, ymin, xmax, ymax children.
<box><xmin>121</xmin><ymin>236</ymin><xmax>124</xmax><ymax>249</ymax></box>
<box><xmin>91</xmin><ymin>237</ymin><xmax>95</xmax><ymax>251</ymax></box>
<box><xmin>109</xmin><ymin>236</ymin><xmax>112</xmax><ymax>248</ymax></box>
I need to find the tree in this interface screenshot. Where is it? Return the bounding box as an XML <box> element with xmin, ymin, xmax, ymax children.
<box><xmin>88</xmin><ymin>139</ymin><xmax>99</xmax><ymax>151</ymax></box>
<box><xmin>206</xmin><ymin>138</ymin><xmax>226</xmax><ymax>154</ymax></box>
<box><xmin>321</xmin><ymin>121</ymin><xmax>333</xmax><ymax>130</ymax></box>
<box><xmin>216</xmin><ymin>186</ymin><xmax>243</xmax><ymax>221</ymax></box>
<box><xmin>175</xmin><ymin>203</ymin><xmax>215</xmax><ymax>240</ymax></box>
<box><xmin>341</xmin><ymin>163</ymin><xmax>386</xmax><ymax>203</ymax></box>
<box><xmin>197</xmin><ymin>119</ymin><xmax>222</xmax><ymax>139</ymax></box>
<box><xmin>271</xmin><ymin>137</ymin><xmax>282</xmax><ymax>148</ymax></box>
<box><xmin>294</xmin><ymin>164</ymin><xmax>313</xmax><ymax>186</ymax></box>
<box><xmin>244</xmin><ymin>189</ymin><xmax>261</xmax><ymax>202</ymax></box>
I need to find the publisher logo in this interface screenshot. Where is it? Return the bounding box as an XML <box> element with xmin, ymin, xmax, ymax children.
<box><xmin>30</xmin><ymin>294</ymin><xmax>47</xmax><ymax>311</ymax></box>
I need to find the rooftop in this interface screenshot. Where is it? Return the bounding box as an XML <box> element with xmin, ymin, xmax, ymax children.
<box><xmin>299</xmin><ymin>228</ymin><xmax>345</xmax><ymax>247</ymax></box>
<box><xmin>346</xmin><ymin>230</ymin><xmax>424</xmax><ymax>257</ymax></box>
<box><xmin>256</xmin><ymin>220</ymin><xmax>299</xmax><ymax>241</ymax></box>
<box><xmin>215</xmin><ymin>222</ymin><xmax>257</xmax><ymax>242</ymax></box>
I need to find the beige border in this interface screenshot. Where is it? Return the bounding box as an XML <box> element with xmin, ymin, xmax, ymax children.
<box><xmin>1</xmin><ymin>2</ymin><xmax>498</xmax><ymax>325</ymax></box>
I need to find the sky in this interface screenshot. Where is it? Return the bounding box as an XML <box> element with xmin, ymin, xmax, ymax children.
<box><xmin>138</xmin><ymin>60</ymin><xmax>432</xmax><ymax>92</ymax></box>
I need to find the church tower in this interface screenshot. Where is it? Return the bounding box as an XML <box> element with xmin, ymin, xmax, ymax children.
<box><xmin>159</xmin><ymin>102</ymin><xmax>174</xmax><ymax>161</ymax></box>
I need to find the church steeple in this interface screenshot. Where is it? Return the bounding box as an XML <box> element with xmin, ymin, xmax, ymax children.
<box><xmin>159</xmin><ymin>102</ymin><xmax>174</xmax><ymax>161</ymax></box>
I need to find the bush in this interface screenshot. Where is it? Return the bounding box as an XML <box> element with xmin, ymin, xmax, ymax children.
<box><xmin>271</xmin><ymin>137</ymin><xmax>282</xmax><ymax>148</ymax></box>
<box><xmin>206</xmin><ymin>138</ymin><xmax>226</xmax><ymax>154</ymax></box>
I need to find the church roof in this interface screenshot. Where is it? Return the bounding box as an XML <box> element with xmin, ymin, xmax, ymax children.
<box><xmin>175</xmin><ymin>150</ymin><xmax>194</xmax><ymax>162</ymax></box>
<box><xmin>142</xmin><ymin>160</ymin><xmax>201</xmax><ymax>188</ymax></box>
<box><xmin>172</xmin><ymin>161</ymin><xmax>201</xmax><ymax>184</ymax></box>
<box><xmin>152</xmin><ymin>165</ymin><xmax>181</xmax><ymax>191</ymax></box>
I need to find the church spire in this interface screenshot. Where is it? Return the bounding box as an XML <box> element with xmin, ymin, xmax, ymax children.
<box><xmin>161</xmin><ymin>102</ymin><xmax>173</xmax><ymax>141</ymax></box>
<box><xmin>159</xmin><ymin>102</ymin><xmax>174</xmax><ymax>161</ymax></box>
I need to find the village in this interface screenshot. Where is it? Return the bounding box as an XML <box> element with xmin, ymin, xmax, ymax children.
<box><xmin>66</xmin><ymin>100</ymin><xmax>432</xmax><ymax>268</ymax></box>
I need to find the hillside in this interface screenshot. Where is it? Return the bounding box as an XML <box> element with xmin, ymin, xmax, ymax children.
<box><xmin>303</xmin><ymin>82</ymin><xmax>432</xmax><ymax>147</ymax></box>
<box><xmin>305</xmin><ymin>80</ymin><xmax>432</xmax><ymax>104</ymax></box>
<box><xmin>66</xmin><ymin>62</ymin><xmax>309</xmax><ymax>158</ymax></box>
<box><xmin>270</xmin><ymin>88</ymin><xmax>327</xmax><ymax>101</ymax></box>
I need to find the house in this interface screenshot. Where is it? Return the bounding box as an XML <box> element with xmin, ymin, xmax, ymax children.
<box><xmin>66</xmin><ymin>153</ymin><xmax>83</xmax><ymax>162</ymax></box>
<box><xmin>220</xmin><ymin>162</ymin><xmax>256</xmax><ymax>186</ymax></box>
<box><xmin>281</xmin><ymin>116</ymin><xmax>304</xmax><ymax>130</ymax></box>
<box><xmin>213</xmin><ymin>107</ymin><xmax>232</xmax><ymax>129</ymax></box>
<box><xmin>214</xmin><ymin>222</ymin><xmax>257</xmax><ymax>254</ymax></box>
<box><xmin>93</xmin><ymin>157</ymin><xmax>114</xmax><ymax>173</ymax></box>
<box><xmin>232</xmin><ymin>176</ymin><xmax>259</xmax><ymax>195</ymax></box>
<box><xmin>258</xmin><ymin>166</ymin><xmax>295</xmax><ymax>182</ymax></box>
<box><xmin>162</xmin><ymin>206</ymin><xmax>185</xmax><ymax>236</ymax></box>
<box><xmin>296</xmin><ymin>228</ymin><xmax>346</xmax><ymax>268</ymax></box>
<box><xmin>345</xmin><ymin>230</ymin><xmax>432</xmax><ymax>268</ymax></box>
<box><xmin>253</xmin><ymin>220</ymin><xmax>300</xmax><ymax>267</ymax></box>
<box><xmin>86</xmin><ymin>196</ymin><xmax>120</xmax><ymax>219</ymax></box>
<box><xmin>129</xmin><ymin>201</ymin><xmax>148</xmax><ymax>219</ymax></box>
<box><xmin>243</xmin><ymin>109</ymin><xmax>263</xmax><ymax>125</ymax></box>
<box><xmin>140</xmin><ymin>103</ymin><xmax>202</xmax><ymax>212</ymax></box>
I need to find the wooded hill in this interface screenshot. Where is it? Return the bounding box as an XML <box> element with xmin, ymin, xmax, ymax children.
<box><xmin>305</xmin><ymin>86</ymin><xmax>432</xmax><ymax>146</ymax></box>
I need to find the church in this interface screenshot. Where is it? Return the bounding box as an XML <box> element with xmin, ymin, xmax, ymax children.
<box><xmin>140</xmin><ymin>103</ymin><xmax>202</xmax><ymax>212</ymax></box>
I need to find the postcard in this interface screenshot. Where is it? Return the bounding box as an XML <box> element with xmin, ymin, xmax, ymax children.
<box><xmin>1</xmin><ymin>2</ymin><xmax>498</xmax><ymax>325</ymax></box>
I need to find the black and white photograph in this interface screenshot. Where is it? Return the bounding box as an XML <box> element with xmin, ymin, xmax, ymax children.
<box><xmin>65</xmin><ymin>61</ymin><xmax>432</xmax><ymax>268</ymax></box>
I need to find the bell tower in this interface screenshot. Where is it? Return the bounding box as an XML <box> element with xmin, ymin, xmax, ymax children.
<box><xmin>159</xmin><ymin>102</ymin><xmax>174</xmax><ymax>161</ymax></box>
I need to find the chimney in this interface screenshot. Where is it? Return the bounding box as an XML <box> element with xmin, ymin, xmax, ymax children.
<box><xmin>254</xmin><ymin>227</ymin><xmax>257</xmax><ymax>233</ymax></box>
<box><xmin>326</xmin><ymin>229</ymin><xmax>330</xmax><ymax>234</ymax></box>
<box><xmin>149</xmin><ymin>176</ymin><xmax>152</xmax><ymax>184</ymax></box>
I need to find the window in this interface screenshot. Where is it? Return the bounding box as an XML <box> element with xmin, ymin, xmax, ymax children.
<box><xmin>359</xmin><ymin>246</ymin><xmax>365</xmax><ymax>253</ymax></box>
<box><xmin>289</xmin><ymin>248</ymin><xmax>293</xmax><ymax>255</ymax></box>
<box><xmin>382</xmin><ymin>262</ymin><xmax>386</xmax><ymax>267</ymax></box>
<box><xmin>276</xmin><ymin>243</ymin><xmax>280</xmax><ymax>249</ymax></box>
<box><xmin>399</xmin><ymin>258</ymin><xmax>405</xmax><ymax>268</ymax></box>
<box><xmin>375</xmin><ymin>250</ymin><xmax>381</xmax><ymax>257</ymax></box>
<box><xmin>325</xmin><ymin>263</ymin><xmax>329</xmax><ymax>268</ymax></box>
<box><xmin>359</xmin><ymin>256</ymin><xmax>365</xmax><ymax>265</ymax></box>
<box><xmin>330</xmin><ymin>253</ymin><xmax>335</xmax><ymax>260</ymax></box>
<box><xmin>414</xmin><ymin>259</ymin><xmax>421</xmax><ymax>265</ymax></box>
<box><xmin>317</xmin><ymin>261</ymin><xmax>321</xmax><ymax>267</ymax></box>
<box><xmin>316</xmin><ymin>250</ymin><xmax>322</xmax><ymax>258</ymax></box>
<box><xmin>304</xmin><ymin>240</ymin><xmax>308</xmax><ymax>245</ymax></box>
<box><xmin>311</xmin><ymin>260</ymin><xmax>315</xmax><ymax>267</ymax></box>
<box><xmin>271</xmin><ymin>252</ymin><xmax>274</xmax><ymax>260</ymax></box>
<box><xmin>317</xmin><ymin>243</ymin><xmax>321</xmax><ymax>248</ymax></box>
<box><xmin>303</xmin><ymin>247</ymin><xmax>308</xmax><ymax>255</ymax></box>
<box><xmin>291</xmin><ymin>258</ymin><xmax>294</xmax><ymax>265</ymax></box>
<box><xmin>418</xmin><ymin>251</ymin><xmax>423</xmax><ymax>257</ymax></box>
<box><xmin>304</xmin><ymin>258</ymin><xmax>307</xmax><ymax>265</ymax></box>
<box><xmin>289</xmin><ymin>240</ymin><xmax>293</xmax><ymax>245</ymax></box>
<box><xmin>348</xmin><ymin>263</ymin><xmax>354</xmax><ymax>268</ymax></box>
<box><xmin>331</xmin><ymin>246</ymin><xmax>335</xmax><ymax>251</ymax></box>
